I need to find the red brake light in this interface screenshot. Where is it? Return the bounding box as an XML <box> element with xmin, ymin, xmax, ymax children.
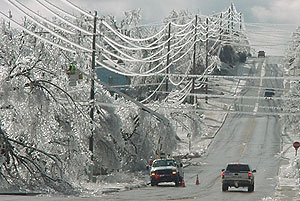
<box><xmin>222</xmin><ymin>172</ymin><xmax>225</xmax><ymax>178</ymax></box>
<box><xmin>248</xmin><ymin>172</ymin><xmax>252</xmax><ymax>178</ymax></box>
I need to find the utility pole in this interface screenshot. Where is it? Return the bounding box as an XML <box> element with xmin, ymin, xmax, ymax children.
<box><xmin>231</xmin><ymin>4</ymin><xmax>234</xmax><ymax>30</ymax></box>
<box><xmin>191</xmin><ymin>15</ymin><xmax>198</xmax><ymax>104</ymax></box>
<box><xmin>89</xmin><ymin>11</ymin><xmax>97</xmax><ymax>160</ymax></box>
<box><xmin>205</xmin><ymin>17</ymin><xmax>209</xmax><ymax>104</ymax></box>
<box><xmin>228</xmin><ymin>7</ymin><xmax>231</xmax><ymax>31</ymax></box>
<box><xmin>8</xmin><ymin>10</ymin><xmax>12</xmax><ymax>29</ymax></box>
<box><xmin>219</xmin><ymin>13</ymin><xmax>223</xmax><ymax>41</ymax></box>
<box><xmin>239</xmin><ymin>12</ymin><xmax>242</xmax><ymax>30</ymax></box>
<box><xmin>165</xmin><ymin>22</ymin><xmax>171</xmax><ymax>93</ymax></box>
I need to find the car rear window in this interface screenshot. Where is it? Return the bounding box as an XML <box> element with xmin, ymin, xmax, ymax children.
<box><xmin>265</xmin><ymin>91</ymin><xmax>275</xmax><ymax>97</ymax></box>
<box><xmin>226</xmin><ymin>164</ymin><xmax>250</xmax><ymax>172</ymax></box>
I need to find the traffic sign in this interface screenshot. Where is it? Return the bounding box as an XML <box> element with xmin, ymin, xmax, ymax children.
<box><xmin>293</xmin><ymin>141</ymin><xmax>300</xmax><ymax>150</ymax></box>
<box><xmin>293</xmin><ymin>141</ymin><xmax>300</xmax><ymax>156</ymax></box>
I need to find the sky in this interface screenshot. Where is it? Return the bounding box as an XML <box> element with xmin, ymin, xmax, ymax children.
<box><xmin>45</xmin><ymin>0</ymin><xmax>300</xmax><ymax>24</ymax></box>
<box><xmin>1</xmin><ymin>0</ymin><xmax>300</xmax><ymax>55</ymax></box>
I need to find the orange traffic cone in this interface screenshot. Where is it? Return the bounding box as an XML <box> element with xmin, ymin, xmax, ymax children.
<box><xmin>196</xmin><ymin>174</ymin><xmax>200</xmax><ymax>185</ymax></box>
<box><xmin>181</xmin><ymin>178</ymin><xmax>186</xmax><ymax>187</ymax></box>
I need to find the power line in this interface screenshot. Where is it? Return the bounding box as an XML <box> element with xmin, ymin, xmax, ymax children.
<box><xmin>0</xmin><ymin>10</ymin><xmax>76</xmax><ymax>53</ymax></box>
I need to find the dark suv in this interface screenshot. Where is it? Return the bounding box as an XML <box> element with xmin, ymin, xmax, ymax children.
<box><xmin>264</xmin><ymin>89</ymin><xmax>275</xmax><ymax>99</ymax></box>
<box><xmin>221</xmin><ymin>163</ymin><xmax>256</xmax><ymax>192</ymax></box>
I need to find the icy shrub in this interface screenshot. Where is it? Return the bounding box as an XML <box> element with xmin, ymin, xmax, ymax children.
<box><xmin>281</xmin><ymin>157</ymin><xmax>300</xmax><ymax>179</ymax></box>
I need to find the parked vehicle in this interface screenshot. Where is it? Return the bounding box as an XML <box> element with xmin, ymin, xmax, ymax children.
<box><xmin>149</xmin><ymin>156</ymin><xmax>184</xmax><ymax>186</ymax></box>
<box><xmin>221</xmin><ymin>163</ymin><xmax>256</xmax><ymax>192</ymax></box>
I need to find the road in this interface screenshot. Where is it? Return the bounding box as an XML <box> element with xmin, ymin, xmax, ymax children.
<box><xmin>0</xmin><ymin>57</ymin><xmax>284</xmax><ymax>201</ymax></box>
<box><xmin>102</xmin><ymin>56</ymin><xmax>284</xmax><ymax>201</ymax></box>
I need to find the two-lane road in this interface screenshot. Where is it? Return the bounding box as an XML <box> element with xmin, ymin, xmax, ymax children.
<box><xmin>102</xmin><ymin>56</ymin><xmax>284</xmax><ymax>201</ymax></box>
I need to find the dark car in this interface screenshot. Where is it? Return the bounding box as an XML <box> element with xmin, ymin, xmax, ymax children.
<box><xmin>264</xmin><ymin>89</ymin><xmax>275</xmax><ymax>99</ymax></box>
<box><xmin>258</xmin><ymin>51</ymin><xmax>265</xmax><ymax>58</ymax></box>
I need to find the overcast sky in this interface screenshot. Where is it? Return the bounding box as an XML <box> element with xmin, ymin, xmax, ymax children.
<box><xmin>2</xmin><ymin>0</ymin><xmax>300</xmax><ymax>55</ymax></box>
<box><xmin>2</xmin><ymin>0</ymin><xmax>300</xmax><ymax>25</ymax></box>
<box><xmin>66</xmin><ymin>0</ymin><xmax>300</xmax><ymax>24</ymax></box>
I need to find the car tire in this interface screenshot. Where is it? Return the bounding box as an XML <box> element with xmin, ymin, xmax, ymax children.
<box><xmin>248</xmin><ymin>184</ymin><xmax>254</xmax><ymax>192</ymax></box>
<box><xmin>179</xmin><ymin>176</ymin><xmax>183</xmax><ymax>185</ymax></box>
<box><xmin>175</xmin><ymin>178</ymin><xmax>180</xmax><ymax>187</ymax></box>
<box><xmin>151</xmin><ymin>180</ymin><xmax>157</xmax><ymax>186</ymax></box>
<box><xmin>222</xmin><ymin>184</ymin><xmax>228</xmax><ymax>192</ymax></box>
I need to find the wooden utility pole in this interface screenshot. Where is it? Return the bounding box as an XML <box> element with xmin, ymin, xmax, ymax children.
<box><xmin>89</xmin><ymin>11</ymin><xmax>97</xmax><ymax>159</ymax></box>
<box><xmin>205</xmin><ymin>17</ymin><xmax>209</xmax><ymax>104</ymax></box>
<box><xmin>228</xmin><ymin>7</ymin><xmax>231</xmax><ymax>30</ymax></box>
<box><xmin>191</xmin><ymin>15</ymin><xmax>198</xmax><ymax>104</ymax></box>
<box><xmin>219</xmin><ymin>13</ymin><xmax>223</xmax><ymax>41</ymax></box>
<box><xmin>239</xmin><ymin>12</ymin><xmax>242</xmax><ymax>30</ymax></box>
<box><xmin>166</xmin><ymin>22</ymin><xmax>171</xmax><ymax>93</ymax></box>
<box><xmin>231</xmin><ymin>4</ymin><xmax>234</xmax><ymax>30</ymax></box>
<box><xmin>8</xmin><ymin>10</ymin><xmax>12</xmax><ymax>29</ymax></box>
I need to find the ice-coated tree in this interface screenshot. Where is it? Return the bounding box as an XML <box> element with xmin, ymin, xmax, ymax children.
<box><xmin>0</xmin><ymin>10</ymin><xmax>177</xmax><ymax>193</ymax></box>
<box><xmin>282</xmin><ymin>27</ymin><xmax>300</xmax><ymax>137</ymax></box>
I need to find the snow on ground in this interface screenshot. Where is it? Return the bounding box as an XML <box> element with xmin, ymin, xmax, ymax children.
<box><xmin>271</xmin><ymin>133</ymin><xmax>300</xmax><ymax>200</ymax></box>
<box><xmin>75</xmin><ymin>172</ymin><xmax>148</xmax><ymax>197</ymax></box>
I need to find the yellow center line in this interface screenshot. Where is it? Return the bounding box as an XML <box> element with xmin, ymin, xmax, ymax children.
<box><xmin>240</xmin><ymin>117</ymin><xmax>255</xmax><ymax>156</ymax></box>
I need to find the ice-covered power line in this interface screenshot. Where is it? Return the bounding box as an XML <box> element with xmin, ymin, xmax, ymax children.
<box><xmin>168</xmin><ymin>60</ymin><xmax>192</xmax><ymax>86</ymax></box>
<box><xmin>60</xmin><ymin>0</ymin><xmax>94</xmax><ymax>18</ymax></box>
<box><xmin>68</xmin><ymin>100</ymin><xmax>299</xmax><ymax>116</ymax></box>
<box><xmin>0</xmin><ymin>10</ymin><xmax>76</xmax><ymax>53</ymax></box>
<box><xmin>88</xmin><ymin>3</ymin><xmax>247</xmax><ymax>84</ymax></box>
<box><xmin>35</xmin><ymin>0</ymin><xmax>92</xmax><ymax>35</ymax></box>
<box><xmin>39</xmin><ymin>0</ymin><xmax>77</xmax><ymax>20</ymax></box>
<box><xmin>7</xmin><ymin>0</ymin><xmax>92</xmax><ymax>53</ymax></box>
<box><xmin>140</xmin><ymin>75</ymin><xmax>168</xmax><ymax>104</ymax></box>
<box><xmin>11</xmin><ymin>0</ymin><xmax>75</xmax><ymax>35</ymax></box>
<box><xmin>98</xmin><ymin>28</ymin><xmax>197</xmax><ymax>75</ymax></box>
<box><xmin>102</xmin><ymin>20</ymin><xmax>170</xmax><ymax>42</ymax></box>
<box><xmin>166</xmin><ymin>80</ymin><xmax>193</xmax><ymax>104</ymax></box>
<box><xmin>154</xmin><ymin>90</ymin><xmax>289</xmax><ymax>101</ymax></box>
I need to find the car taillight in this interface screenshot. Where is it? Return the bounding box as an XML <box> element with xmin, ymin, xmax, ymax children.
<box><xmin>248</xmin><ymin>172</ymin><xmax>252</xmax><ymax>179</ymax></box>
<box><xmin>222</xmin><ymin>172</ymin><xmax>225</xmax><ymax>179</ymax></box>
<box><xmin>172</xmin><ymin>170</ymin><xmax>177</xmax><ymax>175</ymax></box>
<box><xmin>151</xmin><ymin>172</ymin><xmax>156</xmax><ymax>176</ymax></box>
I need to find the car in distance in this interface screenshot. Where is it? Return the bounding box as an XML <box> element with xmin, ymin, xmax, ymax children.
<box><xmin>149</xmin><ymin>157</ymin><xmax>184</xmax><ymax>186</ymax></box>
<box><xmin>264</xmin><ymin>88</ymin><xmax>275</xmax><ymax>99</ymax></box>
<box><xmin>221</xmin><ymin>163</ymin><xmax>256</xmax><ymax>192</ymax></box>
<box><xmin>258</xmin><ymin>51</ymin><xmax>266</xmax><ymax>58</ymax></box>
